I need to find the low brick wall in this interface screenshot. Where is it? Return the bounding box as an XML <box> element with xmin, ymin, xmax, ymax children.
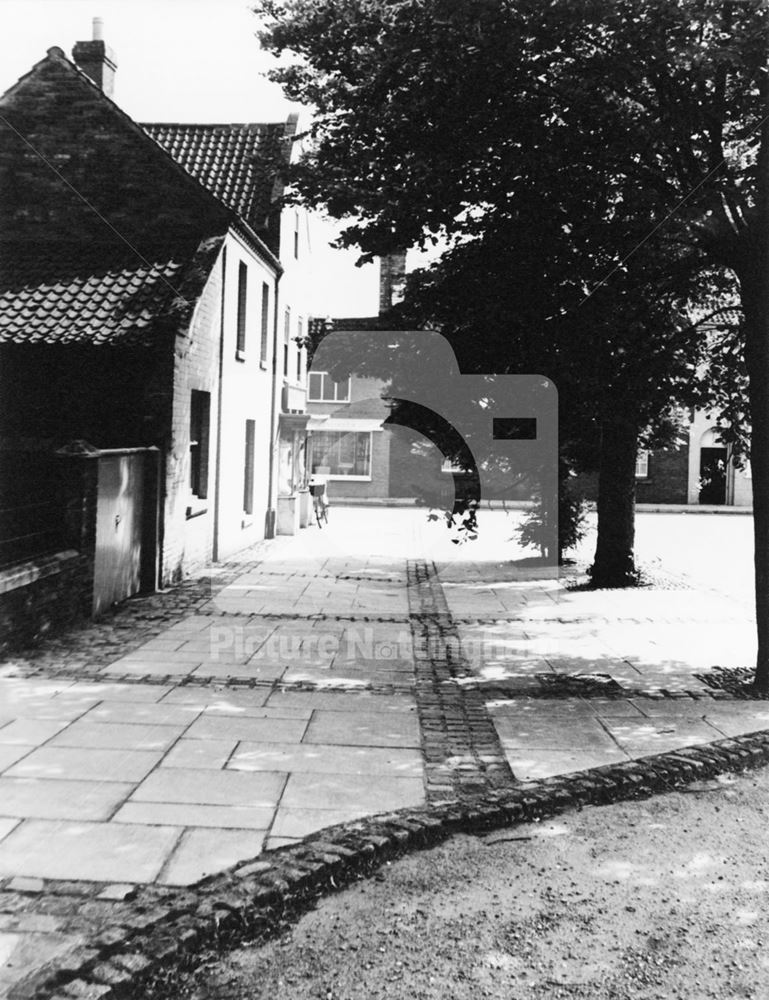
<box><xmin>0</xmin><ymin>550</ymin><xmax>88</xmax><ymax>654</ymax></box>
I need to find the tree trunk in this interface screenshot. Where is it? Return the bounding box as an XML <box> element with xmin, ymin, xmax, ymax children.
<box><xmin>737</xmin><ymin>265</ymin><xmax>769</xmax><ymax>692</ymax></box>
<box><xmin>590</xmin><ymin>410</ymin><xmax>639</xmax><ymax>588</ymax></box>
<box><xmin>737</xmin><ymin>43</ymin><xmax>769</xmax><ymax>692</ymax></box>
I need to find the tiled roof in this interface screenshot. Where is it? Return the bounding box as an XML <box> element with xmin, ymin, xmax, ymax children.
<box><xmin>342</xmin><ymin>394</ymin><xmax>391</xmax><ymax>419</ymax></box>
<box><xmin>328</xmin><ymin>316</ymin><xmax>404</xmax><ymax>331</ymax></box>
<box><xmin>142</xmin><ymin>123</ymin><xmax>290</xmax><ymax>236</ymax></box>
<box><xmin>0</xmin><ymin>239</ymin><xmax>220</xmax><ymax>347</ymax></box>
<box><xmin>697</xmin><ymin>307</ymin><xmax>742</xmax><ymax>331</ymax></box>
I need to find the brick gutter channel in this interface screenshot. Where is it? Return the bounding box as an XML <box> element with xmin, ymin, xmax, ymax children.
<box><xmin>11</xmin><ymin>557</ymin><xmax>768</xmax><ymax>999</ymax></box>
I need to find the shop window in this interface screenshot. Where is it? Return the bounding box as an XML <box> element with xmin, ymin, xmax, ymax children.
<box><xmin>311</xmin><ymin>431</ymin><xmax>371</xmax><ymax>479</ymax></box>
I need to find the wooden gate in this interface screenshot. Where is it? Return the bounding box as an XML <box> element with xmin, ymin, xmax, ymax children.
<box><xmin>92</xmin><ymin>448</ymin><xmax>159</xmax><ymax>615</ymax></box>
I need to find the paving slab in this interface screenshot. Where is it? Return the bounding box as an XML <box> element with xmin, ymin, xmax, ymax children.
<box><xmin>183</xmin><ymin>714</ymin><xmax>308</xmax><ymax>743</ymax></box>
<box><xmin>597</xmin><ymin>718</ymin><xmax>726</xmax><ymax>755</ymax></box>
<box><xmin>0</xmin><ymin>820</ymin><xmax>180</xmax><ymax>882</ymax></box>
<box><xmin>303</xmin><ymin>709</ymin><xmax>422</xmax><ymax>748</ymax></box>
<box><xmin>161</xmin><ymin>687</ymin><xmax>270</xmax><ymax>709</ymax></box>
<box><xmin>129</xmin><ymin>767</ymin><xmax>287</xmax><ymax>807</ymax></box>
<box><xmin>0</xmin><ymin>818</ymin><xmax>20</xmax><ymax>843</ymax></box>
<box><xmin>229</xmin><ymin>742</ymin><xmax>423</xmax><ymax>776</ymax></box>
<box><xmin>113</xmin><ymin>801</ymin><xmax>273</xmax><ymax>830</ymax></box>
<box><xmin>590</xmin><ymin>699</ymin><xmax>654</xmax><ymax>718</ymax></box>
<box><xmin>5</xmin><ymin>747</ymin><xmax>163</xmax><ymax>783</ymax></box>
<box><xmin>264</xmin><ymin>691</ymin><xmax>415</xmax><ymax>714</ymax></box>
<box><xmin>279</xmin><ymin>771</ymin><xmax>425</xmax><ymax>814</ymax></box>
<box><xmin>0</xmin><ymin>777</ymin><xmax>132</xmax><ymax>820</ymax></box>
<box><xmin>281</xmin><ymin>665</ymin><xmax>410</xmax><ymax>686</ymax></box>
<box><xmin>0</xmin><ymin>929</ymin><xmax>87</xmax><ymax>991</ymax></box>
<box><xmin>702</xmin><ymin>709</ymin><xmax>769</xmax><ymax>737</ymax></box>
<box><xmin>160</xmin><ymin>737</ymin><xmax>238</xmax><ymax>769</ymax></box>
<box><xmin>0</xmin><ymin>745</ymin><xmax>35</xmax><ymax>773</ymax></box>
<box><xmin>504</xmin><ymin>748</ymin><xmax>631</xmax><ymax>781</ymax></box>
<box><xmin>492</xmin><ymin>715</ymin><xmax>619</xmax><ymax>752</ymax></box>
<box><xmin>109</xmin><ymin>649</ymin><xmax>211</xmax><ymax>665</ymax></box>
<box><xmin>48</xmin><ymin>721</ymin><xmax>184</xmax><ymax>751</ymax></box>
<box><xmin>81</xmin><ymin>701</ymin><xmax>203</xmax><ymax>727</ymax></box>
<box><xmin>0</xmin><ymin>719</ymin><xmax>71</xmax><ymax>745</ymax></box>
<box><xmin>62</xmin><ymin>682</ymin><xmax>172</xmax><ymax>703</ymax></box>
<box><xmin>159</xmin><ymin>828</ymin><xmax>266</xmax><ymax>886</ymax></box>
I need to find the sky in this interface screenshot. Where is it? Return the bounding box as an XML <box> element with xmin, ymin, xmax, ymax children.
<box><xmin>0</xmin><ymin>0</ymin><xmax>383</xmax><ymax>316</ymax></box>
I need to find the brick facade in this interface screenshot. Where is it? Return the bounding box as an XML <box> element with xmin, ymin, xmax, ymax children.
<box><xmin>635</xmin><ymin>441</ymin><xmax>690</xmax><ymax>504</ymax></box>
<box><xmin>0</xmin><ymin>551</ymin><xmax>85</xmax><ymax>654</ymax></box>
<box><xmin>573</xmin><ymin>440</ymin><xmax>690</xmax><ymax>506</ymax></box>
<box><xmin>0</xmin><ymin>46</ymin><xmax>282</xmax><ymax>611</ymax></box>
<box><xmin>163</xmin><ymin>259</ymin><xmax>221</xmax><ymax>583</ymax></box>
<box><xmin>0</xmin><ymin>48</ymin><xmax>228</xmax><ymax>247</ymax></box>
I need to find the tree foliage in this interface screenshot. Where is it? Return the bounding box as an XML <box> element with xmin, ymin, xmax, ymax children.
<box><xmin>256</xmin><ymin>0</ymin><xmax>769</xmax><ymax>682</ymax></box>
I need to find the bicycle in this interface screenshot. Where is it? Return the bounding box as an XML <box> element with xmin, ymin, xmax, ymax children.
<box><xmin>309</xmin><ymin>482</ymin><xmax>329</xmax><ymax>528</ymax></box>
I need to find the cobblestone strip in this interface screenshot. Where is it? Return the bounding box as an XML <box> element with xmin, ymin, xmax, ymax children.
<box><xmin>407</xmin><ymin>560</ymin><xmax>517</xmax><ymax>802</ymax></box>
<box><xmin>0</xmin><ymin>562</ymin><xmax>256</xmax><ymax>677</ymax></box>
<box><xmin>17</xmin><ymin>729</ymin><xmax>769</xmax><ymax>1000</ymax></box>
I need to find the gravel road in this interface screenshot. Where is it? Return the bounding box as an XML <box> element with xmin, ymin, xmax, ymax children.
<box><xmin>179</xmin><ymin>770</ymin><xmax>769</xmax><ymax>999</ymax></box>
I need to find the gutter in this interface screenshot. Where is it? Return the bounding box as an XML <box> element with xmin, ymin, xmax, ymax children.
<box><xmin>265</xmin><ymin>270</ymin><xmax>282</xmax><ymax>538</ymax></box>
<box><xmin>213</xmin><ymin>245</ymin><xmax>227</xmax><ymax>561</ymax></box>
<box><xmin>230</xmin><ymin>217</ymin><xmax>282</xmax><ymax>277</ymax></box>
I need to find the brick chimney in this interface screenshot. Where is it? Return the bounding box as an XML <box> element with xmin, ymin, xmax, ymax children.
<box><xmin>378</xmin><ymin>252</ymin><xmax>407</xmax><ymax>314</ymax></box>
<box><xmin>72</xmin><ymin>18</ymin><xmax>117</xmax><ymax>97</ymax></box>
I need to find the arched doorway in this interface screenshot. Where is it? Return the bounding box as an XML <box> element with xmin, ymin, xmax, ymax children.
<box><xmin>699</xmin><ymin>427</ymin><xmax>727</xmax><ymax>505</ymax></box>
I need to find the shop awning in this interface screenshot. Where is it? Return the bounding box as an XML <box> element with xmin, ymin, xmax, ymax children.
<box><xmin>306</xmin><ymin>416</ymin><xmax>386</xmax><ymax>433</ymax></box>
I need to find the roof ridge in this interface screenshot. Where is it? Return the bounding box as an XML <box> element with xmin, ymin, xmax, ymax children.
<box><xmin>142</xmin><ymin>121</ymin><xmax>286</xmax><ymax>130</ymax></box>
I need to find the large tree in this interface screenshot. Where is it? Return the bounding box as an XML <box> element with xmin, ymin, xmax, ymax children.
<box><xmin>398</xmin><ymin>211</ymin><xmax>721</xmax><ymax>585</ymax></box>
<box><xmin>257</xmin><ymin>0</ymin><xmax>769</xmax><ymax>686</ymax></box>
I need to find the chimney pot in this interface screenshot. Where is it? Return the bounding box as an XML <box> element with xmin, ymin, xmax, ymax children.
<box><xmin>379</xmin><ymin>252</ymin><xmax>407</xmax><ymax>315</ymax></box>
<box><xmin>92</xmin><ymin>17</ymin><xmax>104</xmax><ymax>40</ymax></box>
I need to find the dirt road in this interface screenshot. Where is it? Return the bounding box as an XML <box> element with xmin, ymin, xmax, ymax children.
<box><xmin>179</xmin><ymin>770</ymin><xmax>769</xmax><ymax>999</ymax></box>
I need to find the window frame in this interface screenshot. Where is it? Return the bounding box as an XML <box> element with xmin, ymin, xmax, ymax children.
<box><xmin>635</xmin><ymin>450</ymin><xmax>650</xmax><ymax>479</ymax></box>
<box><xmin>189</xmin><ymin>389</ymin><xmax>211</xmax><ymax>500</ymax></box>
<box><xmin>243</xmin><ymin>419</ymin><xmax>255</xmax><ymax>516</ymax></box>
<box><xmin>236</xmin><ymin>261</ymin><xmax>248</xmax><ymax>358</ymax></box>
<box><xmin>310</xmin><ymin>430</ymin><xmax>373</xmax><ymax>481</ymax></box>
<box><xmin>307</xmin><ymin>371</ymin><xmax>351</xmax><ymax>403</ymax></box>
<box><xmin>283</xmin><ymin>306</ymin><xmax>291</xmax><ymax>378</ymax></box>
<box><xmin>259</xmin><ymin>282</ymin><xmax>269</xmax><ymax>366</ymax></box>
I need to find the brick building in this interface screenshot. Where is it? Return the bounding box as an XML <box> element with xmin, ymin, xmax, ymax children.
<box><xmin>311</xmin><ymin>259</ymin><xmax>754</xmax><ymax>512</ymax></box>
<box><xmin>0</xmin><ymin>26</ymin><xmax>313</xmax><ymax>644</ymax></box>
<box><xmin>307</xmin><ymin>254</ymin><xmax>467</xmax><ymax>505</ymax></box>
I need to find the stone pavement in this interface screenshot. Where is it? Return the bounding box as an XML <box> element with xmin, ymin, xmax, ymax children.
<box><xmin>0</xmin><ymin>507</ymin><xmax>766</xmax><ymax>996</ymax></box>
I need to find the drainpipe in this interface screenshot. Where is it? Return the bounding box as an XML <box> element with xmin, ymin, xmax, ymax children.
<box><xmin>213</xmin><ymin>245</ymin><xmax>227</xmax><ymax>561</ymax></box>
<box><xmin>265</xmin><ymin>270</ymin><xmax>282</xmax><ymax>538</ymax></box>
